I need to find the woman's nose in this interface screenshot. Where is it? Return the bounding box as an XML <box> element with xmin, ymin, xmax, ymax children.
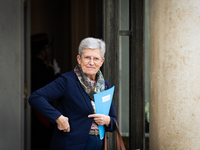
<box><xmin>89</xmin><ymin>59</ymin><xmax>94</xmax><ymax>64</ymax></box>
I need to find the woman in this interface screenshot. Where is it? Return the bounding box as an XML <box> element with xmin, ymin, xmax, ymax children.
<box><xmin>29</xmin><ymin>37</ymin><xmax>117</xmax><ymax>150</ymax></box>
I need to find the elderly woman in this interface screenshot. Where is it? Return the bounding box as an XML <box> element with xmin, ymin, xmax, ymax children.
<box><xmin>29</xmin><ymin>37</ymin><xmax>117</xmax><ymax>150</ymax></box>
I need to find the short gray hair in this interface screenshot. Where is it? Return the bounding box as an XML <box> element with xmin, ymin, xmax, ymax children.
<box><xmin>78</xmin><ymin>37</ymin><xmax>106</xmax><ymax>58</ymax></box>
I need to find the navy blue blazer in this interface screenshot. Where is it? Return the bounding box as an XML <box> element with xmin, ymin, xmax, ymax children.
<box><xmin>29</xmin><ymin>71</ymin><xmax>117</xmax><ymax>150</ymax></box>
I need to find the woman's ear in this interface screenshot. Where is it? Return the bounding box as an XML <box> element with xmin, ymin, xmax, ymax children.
<box><xmin>101</xmin><ymin>58</ymin><xmax>105</xmax><ymax>66</ymax></box>
<box><xmin>77</xmin><ymin>55</ymin><xmax>81</xmax><ymax>64</ymax></box>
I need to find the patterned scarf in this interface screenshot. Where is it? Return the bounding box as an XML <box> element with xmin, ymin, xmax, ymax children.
<box><xmin>74</xmin><ymin>64</ymin><xmax>105</xmax><ymax>101</ymax></box>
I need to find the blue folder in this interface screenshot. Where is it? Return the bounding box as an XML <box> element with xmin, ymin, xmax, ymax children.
<box><xmin>94</xmin><ymin>86</ymin><xmax>115</xmax><ymax>139</ymax></box>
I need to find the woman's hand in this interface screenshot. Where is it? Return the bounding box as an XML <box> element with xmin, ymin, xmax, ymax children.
<box><xmin>55</xmin><ymin>115</ymin><xmax>70</xmax><ymax>132</ymax></box>
<box><xmin>88</xmin><ymin>114</ymin><xmax>110</xmax><ymax>127</ymax></box>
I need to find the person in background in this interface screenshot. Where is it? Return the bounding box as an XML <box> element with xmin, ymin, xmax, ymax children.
<box><xmin>29</xmin><ymin>37</ymin><xmax>118</xmax><ymax>150</ymax></box>
<box><xmin>31</xmin><ymin>33</ymin><xmax>59</xmax><ymax>150</ymax></box>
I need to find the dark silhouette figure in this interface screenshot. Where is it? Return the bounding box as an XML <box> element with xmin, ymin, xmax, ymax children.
<box><xmin>31</xmin><ymin>33</ymin><xmax>57</xmax><ymax>150</ymax></box>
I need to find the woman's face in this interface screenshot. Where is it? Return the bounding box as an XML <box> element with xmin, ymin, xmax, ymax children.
<box><xmin>77</xmin><ymin>48</ymin><xmax>105</xmax><ymax>81</ymax></box>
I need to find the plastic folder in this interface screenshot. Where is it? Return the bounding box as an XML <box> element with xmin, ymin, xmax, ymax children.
<box><xmin>94</xmin><ymin>86</ymin><xmax>115</xmax><ymax>139</ymax></box>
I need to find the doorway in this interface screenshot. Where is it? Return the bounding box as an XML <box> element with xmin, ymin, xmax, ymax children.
<box><xmin>27</xmin><ymin>0</ymin><xmax>103</xmax><ymax>149</ymax></box>
<box><xmin>25</xmin><ymin>0</ymin><xmax>147</xmax><ymax>149</ymax></box>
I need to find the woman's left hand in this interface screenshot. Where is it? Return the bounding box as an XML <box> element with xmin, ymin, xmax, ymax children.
<box><xmin>88</xmin><ymin>114</ymin><xmax>110</xmax><ymax>127</ymax></box>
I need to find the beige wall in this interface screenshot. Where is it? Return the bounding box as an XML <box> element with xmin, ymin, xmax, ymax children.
<box><xmin>150</xmin><ymin>0</ymin><xmax>200</xmax><ymax>149</ymax></box>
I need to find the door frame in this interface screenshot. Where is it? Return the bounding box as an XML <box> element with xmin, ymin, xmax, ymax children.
<box><xmin>103</xmin><ymin>0</ymin><xmax>145</xmax><ymax>149</ymax></box>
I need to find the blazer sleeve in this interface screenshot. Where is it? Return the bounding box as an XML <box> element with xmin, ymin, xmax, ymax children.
<box><xmin>104</xmin><ymin>80</ymin><xmax>118</xmax><ymax>132</ymax></box>
<box><xmin>28</xmin><ymin>75</ymin><xmax>67</xmax><ymax>123</ymax></box>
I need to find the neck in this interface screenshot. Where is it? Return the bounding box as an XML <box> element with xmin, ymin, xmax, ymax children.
<box><xmin>88</xmin><ymin>75</ymin><xmax>96</xmax><ymax>81</ymax></box>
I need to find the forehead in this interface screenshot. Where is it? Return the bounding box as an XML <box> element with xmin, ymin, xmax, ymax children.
<box><xmin>82</xmin><ymin>48</ymin><xmax>101</xmax><ymax>56</ymax></box>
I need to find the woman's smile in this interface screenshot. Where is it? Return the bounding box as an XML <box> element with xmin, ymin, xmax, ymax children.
<box><xmin>87</xmin><ymin>66</ymin><xmax>95</xmax><ymax>69</ymax></box>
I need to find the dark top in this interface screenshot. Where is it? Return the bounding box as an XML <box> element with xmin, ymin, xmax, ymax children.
<box><xmin>31</xmin><ymin>57</ymin><xmax>56</xmax><ymax>150</ymax></box>
<box><xmin>31</xmin><ymin>57</ymin><xmax>56</xmax><ymax>93</ymax></box>
<box><xmin>29</xmin><ymin>71</ymin><xmax>117</xmax><ymax>150</ymax></box>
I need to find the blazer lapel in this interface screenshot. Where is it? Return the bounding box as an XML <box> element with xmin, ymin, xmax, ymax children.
<box><xmin>76</xmin><ymin>79</ymin><xmax>94</xmax><ymax>113</ymax></box>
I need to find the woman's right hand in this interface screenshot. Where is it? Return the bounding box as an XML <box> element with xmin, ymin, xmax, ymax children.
<box><xmin>55</xmin><ymin>115</ymin><xmax>70</xmax><ymax>132</ymax></box>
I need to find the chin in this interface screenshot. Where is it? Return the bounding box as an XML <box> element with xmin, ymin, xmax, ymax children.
<box><xmin>85</xmin><ymin>70</ymin><xmax>97</xmax><ymax>74</ymax></box>
<box><xmin>86</xmin><ymin>72</ymin><xmax>96</xmax><ymax>76</ymax></box>
<box><xmin>85</xmin><ymin>71</ymin><xmax>97</xmax><ymax>76</ymax></box>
